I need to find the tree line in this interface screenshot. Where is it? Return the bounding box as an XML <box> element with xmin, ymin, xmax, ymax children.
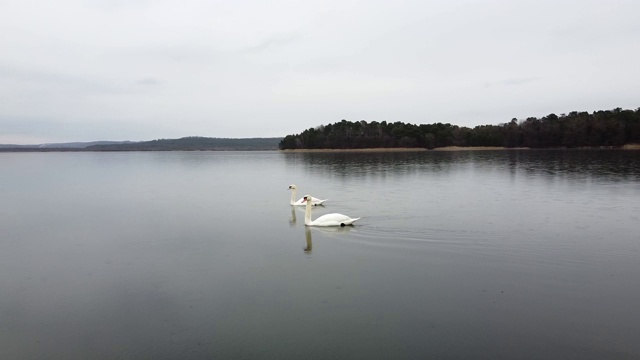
<box><xmin>278</xmin><ymin>107</ymin><xmax>640</xmax><ymax>150</ymax></box>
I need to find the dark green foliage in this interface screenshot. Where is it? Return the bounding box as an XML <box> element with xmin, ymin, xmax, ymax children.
<box><xmin>278</xmin><ymin>107</ymin><xmax>640</xmax><ymax>149</ymax></box>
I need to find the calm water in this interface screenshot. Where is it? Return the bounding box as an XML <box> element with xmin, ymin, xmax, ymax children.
<box><xmin>1</xmin><ymin>150</ymin><xmax>639</xmax><ymax>359</ymax></box>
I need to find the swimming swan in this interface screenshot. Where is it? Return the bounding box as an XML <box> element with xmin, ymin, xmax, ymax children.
<box><xmin>303</xmin><ymin>195</ymin><xmax>360</xmax><ymax>227</ymax></box>
<box><xmin>288</xmin><ymin>184</ymin><xmax>327</xmax><ymax>206</ymax></box>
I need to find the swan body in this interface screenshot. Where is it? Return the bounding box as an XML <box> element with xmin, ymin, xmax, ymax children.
<box><xmin>303</xmin><ymin>195</ymin><xmax>360</xmax><ymax>227</ymax></box>
<box><xmin>288</xmin><ymin>184</ymin><xmax>327</xmax><ymax>206</ymax></box>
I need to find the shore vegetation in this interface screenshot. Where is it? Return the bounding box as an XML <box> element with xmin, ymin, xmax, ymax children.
<box><xmin>279</xmin><ymin>107</ymin><xmax>640</xmax><ymax>150</ymax></box>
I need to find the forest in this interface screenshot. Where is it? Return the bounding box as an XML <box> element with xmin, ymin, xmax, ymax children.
<box><xmin>278</xmin><ymin>107</ymin><xmax>640</xmax><ymax>150</ymax></box>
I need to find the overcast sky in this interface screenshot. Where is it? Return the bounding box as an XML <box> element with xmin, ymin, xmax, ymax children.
<box><xmin>1</xmin><ymin>0</ymin><xmax>639</xmax><ymax>144</ymax></box>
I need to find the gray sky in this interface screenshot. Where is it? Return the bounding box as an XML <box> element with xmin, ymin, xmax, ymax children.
<box><xmin>1</xmin><ymin>0</ymin><xmax>639</xmax><ymax>144</ymax></box>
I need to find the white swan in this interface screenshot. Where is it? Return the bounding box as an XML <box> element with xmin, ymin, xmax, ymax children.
<box><xmin>288</xmin><ymin>184</ymin><xmax>327</xmax><ymax>206</ymax></box>
<box><xmin>303</xmin><ymin>195</ymin><xmax>360</xmax><ymax>227</ymax></box>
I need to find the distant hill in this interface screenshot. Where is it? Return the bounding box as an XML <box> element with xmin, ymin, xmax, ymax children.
<box><xmin>0</xmin><ymin>137</ymin><xmax>282</xmax><ymax>151</ymax></box>
<box><xmin>40</xmin><ymin>141</ymin><xmax>135</xmax><ymax>149</ymax></box>
<box><xmin>0</xmin><ymin>141</ymin><xmax>134</xmax><ymax>151</ymax></box>
<box><xmin>86</xmin><ymin>137</ymin><xmax>282</xmax><ymax>151</ymax></box>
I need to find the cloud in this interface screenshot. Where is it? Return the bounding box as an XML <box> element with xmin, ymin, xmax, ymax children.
<box><xmin>1</xmin><ymin>0</ymin><xmax>640</xmax><ymax>143</ymax></box>
<box><xmin>484</xmin><ymin>77</ymin><xmax>542</xmax><ymax>88</ymax></box>
<box><xmin>137</xmin><ymin>78</ymin><xmax>160</xmax><ymax>86</ymax></box>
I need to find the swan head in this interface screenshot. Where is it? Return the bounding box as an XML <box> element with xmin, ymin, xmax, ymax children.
<box><xmin>288</xmin><ymin>184</ymin><xmax>297</xmax><ymax>190</ymax></box>
<box><xmin>302</xmin><ymin>195</ymin><xmax>312</xmax><ymax>203</ymax></box>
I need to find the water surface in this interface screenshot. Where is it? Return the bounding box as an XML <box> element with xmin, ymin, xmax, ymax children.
<box><xmin>1</xmin><ymin>150</ymin><xmax>639</xmax><ymax>359</ymax></box>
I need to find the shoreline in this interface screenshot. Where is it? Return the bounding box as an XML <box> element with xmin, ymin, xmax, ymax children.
<box><xmin>1</xmin><ymin>144</ymin><xmax>638</xmax><ymax>153</ymax></box>
<box><xmin>280</xmin><ymin>144</ymin><xmax>640</xmax><ymax>152</ymax></box>
<box><xmin>279</xmin><ymin>147</ymin><xmax>528</xmax><ymax>153</ymax></box>
<box><xmin>431</xmin><ymin>146</ymin><xmax>529</xmax><ymax>151</ymax></box>
<box><xmin>279</xmin><ymin>147</ymin><xmax>428</xmax><ymax>153</ymax></box>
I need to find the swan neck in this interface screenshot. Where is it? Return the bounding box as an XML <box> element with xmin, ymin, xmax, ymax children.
<box><xmin>290</xmin><ymin>188</ymin><xmax>296</xmax><ymax>205</ymax></box>
<box><xmin>304</xmin><ymin>198</ymin><xmax>312</xmax><ymax>225</ymax></box>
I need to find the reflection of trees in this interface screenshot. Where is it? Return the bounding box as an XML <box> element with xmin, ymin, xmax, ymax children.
<box><xmin>514</xmin><ymin>150</ymin><xmax>640</xmax><ymax>183</ymax></box>
<box><xmin>283</xmin><ymin>150</ymin><xmax>640</xmax><ymax>182</ymax></box>
<box><xmin>284</xmin><ymin>151</ymin><xmax>459</xmax><ymax>179</ymax></box>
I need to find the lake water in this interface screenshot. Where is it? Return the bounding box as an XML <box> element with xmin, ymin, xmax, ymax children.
<box><xmin>1</xmin><ymin>150</ymin><xmax>639</xmax><ymax>359</ymax></box>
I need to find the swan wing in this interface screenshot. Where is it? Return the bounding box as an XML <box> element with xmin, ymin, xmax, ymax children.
<box><xmin>340</xmin><ymin>217</ymin><xmax>360</xmax><ymax>225</ymax></box>
<box><xmin>310</xmin><ymin>213</ymin><xmax>360</xmax><ymax>227</ymax></box>
<box><xmin>293</xmin><ymin>196</ymin><xmax>327</xmax><ymax>206</ymax></box>
<box><xmin>310</xmin><ymin>197</ymin><xmax>328</xmax><ymax>205</ymax></box>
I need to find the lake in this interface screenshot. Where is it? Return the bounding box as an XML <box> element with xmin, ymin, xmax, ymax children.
<box><xmin>1</xmin><ymin>150</ymin><xmax>639</xmax><ymax>359</ymax></box>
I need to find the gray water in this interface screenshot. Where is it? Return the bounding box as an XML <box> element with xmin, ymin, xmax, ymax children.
<box><xmin>1</xmin><ymin>150</ymin><xmax>639</xmax><ymax>359</ymax></box>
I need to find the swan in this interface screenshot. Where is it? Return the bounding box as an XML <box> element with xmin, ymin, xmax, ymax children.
<box><xmin>303</xmin><ymin>195</ymin><xmax>360</xmax><ymax>227</ymax></box>
<box><xmin>288</xmin><ymin>184</ymin><xmax>327</xmax><ymax>206</ymax></box>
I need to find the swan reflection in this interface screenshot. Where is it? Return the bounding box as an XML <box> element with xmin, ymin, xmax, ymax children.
<box><xmin>290</xmin><ymin>207</ymin><xmax>297</xmax><ymax>226</ymax></box>
<box><xmin>303</xmin><ymin>226</ymin><xmax>355</xmax><ymax>254</ymax></box>
<box><xmin>304</xmin><ymin>227</ymin><xmax>312</xmax><ymax>253</ymax></box>
<box><xmin>289</xmin><ymin>206</ymin><xmax>309</xmax><ymax>226</ymax></box>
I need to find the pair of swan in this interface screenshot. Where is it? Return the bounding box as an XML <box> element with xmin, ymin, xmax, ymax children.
<box><xmin>288</xmin><ymin>184</ymin><xmax>360</xmax><ymax>226</ymax></box>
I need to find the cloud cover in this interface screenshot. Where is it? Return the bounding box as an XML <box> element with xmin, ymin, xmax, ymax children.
<box><xmin>1</xmin><ymin>0</ymin><xmax>639</xmax><ymax>144</ymax></box>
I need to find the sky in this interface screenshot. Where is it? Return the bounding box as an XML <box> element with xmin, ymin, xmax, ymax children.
<box><xmin>1</xmin><ymin>0</ymin><xmax>639</xmax><ymax>144</ymax></box>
